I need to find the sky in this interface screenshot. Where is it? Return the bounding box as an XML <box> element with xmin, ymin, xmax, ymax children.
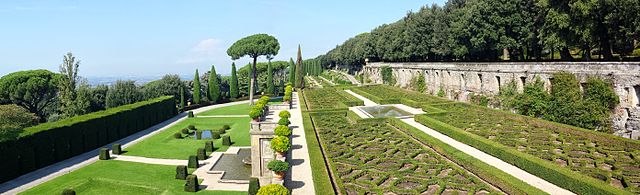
<box><xmin>0</xmin><ymin>0</ymin><xmax>444</xmax><ymax>77</ymax></box>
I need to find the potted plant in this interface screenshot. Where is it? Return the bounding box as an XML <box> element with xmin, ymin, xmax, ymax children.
<box><xmin>249</xmin><ymin>108</ymin><xmax>262</xmax><ymax>122</ymax></box>
<box><xmin>267</xmin><ymin>160</ymin><xmax>289</xmax><ymax>181</ymax></box>
<box><xmin>274</xmin><ymin>125</ymin><xmax>292</xmax><ymax>137</ymax></box>
<box><xmin>278</xmin><ymin>110</ymin><xmax>291</xmax><ymax>119</ymax></box>
<box><xmin>271</xmin><ymin>136</ymin><xmax>291</xmax><ymax>159</ymax></box>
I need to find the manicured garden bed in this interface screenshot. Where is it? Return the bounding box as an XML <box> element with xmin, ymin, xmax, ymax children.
<box><xmin>311</xmin><ymin>112</ymin><xmax>498</xmax><ymax>194</ymax></box>
<box><xmin>124</xmin><ymin>104</ymin><xmax>251</xmax><ymax>159</ymax></box>
<box><xmin>424</xmin><ymin>103</ymin><xmax>640</xmax><ymax>194</ymax></box>
<box><xmin>20</xmin><ymin>160</ymin><xmax>244</xmax><ymax>195</ymax></box>
<box><xmin>351</xmin><ymin>85</ymin><xmax>638</xmax><ymax>194</ymax></box>
<box><xmin>302</xmin><ymin>88</ymin><xmax>363</xmax><ymax>111</ymax></box>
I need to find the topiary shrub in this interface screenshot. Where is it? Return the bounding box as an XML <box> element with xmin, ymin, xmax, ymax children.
<box><xmin>212</xmin><ymin>131</ymin><xmax>221</xmax><ymax>139</ymax></box>
<box><xmin>196</xmin><ymin>131</ymin><xmax>202</xmax><ymax>139</ymax></box>
<box><xmin>249</xmin><ymin>108</ymin><xmax>262</xmax><ymax>121</ymax></box>
<box><xmin>184</xmin><ymin>175</ymin><xmax>199</xmax><ymax>192</ymax></box>
<box><xmin>197</xmin><ymin>148</ymin><xmax>207</xmax><ymax>160</ymax></box>
<box><xmin>248</xmin><ymin>177</ymin><xmax>260</xmax><ymax>195</ymax></box>
<box><xmin>188</xmin><ymin>111</ymin><xmax>194</xmax><ymax>118</ymax></box>
<box><xmin>267</xmin><ymin>160</ymin><xmax>289</xmax><ymax>172</ymax></box>
<box><xmin>174</xmin><ymin>132</ymin><xmax>182</xmax><ymax>139</ymax></box>
<box><xmin>274</xmin><ymin>125</ymin><xmax>292</xmax><ymax>137</ymax></box>
<box><xmin>277</xmin><ymin>118</ymin><xmax>290</xmax><ymax>126</ymax></box>
<box><xmin>223</xmin><ymin>125</ymin><xmax>231</xmax><ymax>130</ymax></box>
<box><xmin>218</xmin><ymin>128</ymin><xmax>226</xmax><ymax>134</ymax></box>
<box><xmin>188</xmin><ymin>125</ymin><xmax>196</xmax><ymax>130</ymax></box>
<box><xmin>222</xmin><ymin>135</ymin><xmax>231</xmax><ymax>146</ymax></box>
<box><xmin>62</xmin><ymin>188</ymin><xmax>76</xmax><ymax>195</ymax></box>
<box><xmin>205</xmin><ymin>141</ymin><xmax>214</xmax><ymax>152</ymax></box>
<box><xmin>112</xmin><ymin>143</ymin><xmax>122</xmax><ymax>155</ymax></box>
<box><xmin>176</xmin><ymin>165</ymin><xmax>188</xmax><ymax>180</ymax></box>
<box><xmin>278</xmin><ymin>110</ymin><xmax>291</xmax><ymax>119</ymax></box>
<box><xmin>99</xmin><ymin>148</ymin><xmax>110</xmax><ymax>160</ymax></box>
<box><xmin>188</xmin><ymin>155</ymin><xmax>198</xmax><ymax>168</ymax></box>
<box><xmin>181</xmin><ymin>128</ymin><xmax>189</xmax><ymax>134</ymax></box>
<box><xmin>257</xmin><ymin>184</ymin><xmax>289</xmax><ymax>195</ymax></box>
<box><xmin>270</xmin><ymin>136</ymin><xmax>291</xmax><ymax>154</ymax></box>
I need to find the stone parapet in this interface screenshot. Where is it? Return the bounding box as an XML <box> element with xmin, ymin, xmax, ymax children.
<box><xmin>363</xmin><ymin>61</ymin><xmax>640</xmax><ymax>138</ymax></box>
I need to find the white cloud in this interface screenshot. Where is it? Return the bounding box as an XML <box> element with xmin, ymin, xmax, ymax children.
<box><xmin>177</xmin><ymin>38</ymin><xmax>225</xmax><ymax>64</ymax></box>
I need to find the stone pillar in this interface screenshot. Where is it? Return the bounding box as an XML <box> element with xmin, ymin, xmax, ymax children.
<box><xmin>250</xmin><ymin>122</ymin><xmax>277</xmax><ymax>183</ymax></box>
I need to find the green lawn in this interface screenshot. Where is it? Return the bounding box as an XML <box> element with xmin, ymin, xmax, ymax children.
<box><xmin>20</xmin><ymin>160</ymin><xmax>246</xmax><ymax>195</ymax></box>
<box><xmin>123</xmin><ymin>117</ymin><xmax>251</xmax><ymax>159</ymax></box>
<box><xmin>196</xmin><ymin>103</ymin><xmax>252</xmax><ymax>116</ymax></box>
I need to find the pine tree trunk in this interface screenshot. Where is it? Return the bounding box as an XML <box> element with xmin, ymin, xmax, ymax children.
<box><xmin>250</xmin><ymin>57</ymin><xmax>257</xmax><ymax>105</ymax></box>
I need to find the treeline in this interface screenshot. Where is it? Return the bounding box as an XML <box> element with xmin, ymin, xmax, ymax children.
<box><xmin>316</xmin><ymin>0</ymin><xmax>640</xmax><ymax>70</ymax></box>
<box><xmin>0</xmin><ymin>52</ymin><xmax>291</xmax><ymax>141</ymax></box>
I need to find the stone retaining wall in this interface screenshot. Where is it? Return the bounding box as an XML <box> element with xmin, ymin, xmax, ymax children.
<box><xmin>363</xmin><ymin>61</ymin><xmax>640</xmax><ymax>138</ymax></box>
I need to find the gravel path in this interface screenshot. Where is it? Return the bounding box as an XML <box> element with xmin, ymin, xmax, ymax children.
<box><xmin>197</xmin><ymin>115</ymin><xmax>249</xmax><ymax>118</ymax></box>
<box><xmin>284</xmin><ymin>92</ymin><xmax>316</xmax><ymax>194</ymax></box>
<box><xmin>112</xmin><ymin>155</ymin><xmax>187</xmax><ymax>166</ymax></box>
<box><xmin>344</xmin><ymin>90</ymin><xmax>378</xmax><ymax>106</ymax></box>
<box><xmin>0</xmin><ymin>100</ymin><xmax>249</xmax><ymax>194</ymax></box>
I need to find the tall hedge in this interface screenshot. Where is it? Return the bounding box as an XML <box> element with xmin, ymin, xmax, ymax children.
<box><xmin>230</xmin><ymin>62</ymin><xmax>239</xmax><ymax>98</ymax></box>
<box><xmin>193</xmin><ymin>69</ymin><xmax>201</xmax><ymax>104</ymax></box>
<box><xmin>208</xmin><ymin>65</ymin><xmax>220</xmax><ymax>103</ymax></box>
<box><xmin>0</xmin><ymin>96</ymin><xmax>176</xmax><ymax>183</ymax></box>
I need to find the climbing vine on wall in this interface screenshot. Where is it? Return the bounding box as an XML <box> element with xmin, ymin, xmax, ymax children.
<box><xmin>380</xmin><ymin>66</ymin><xmax>395</xmax><ymax>85</ymax></box>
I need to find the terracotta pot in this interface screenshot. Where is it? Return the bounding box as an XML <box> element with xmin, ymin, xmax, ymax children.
<box><xmin>276</xmin><ymin>152</ymin><xmax>286</xmax><ymax>159</ymax></box>
<box><xmin>273</xmin><ymin>171</ymin><xmax>286</xmax><ymax>180</ymax></box>
<box><xmin>252</xmin><ymin>118</ymin><xmax>260</xmax><ymax>122</ymax></box>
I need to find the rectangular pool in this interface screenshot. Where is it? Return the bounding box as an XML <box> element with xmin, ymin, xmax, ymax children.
<box><xmin>358</xmin><ymin>105</ymin><xmax>413</xmax><ymax>118</ymax></box>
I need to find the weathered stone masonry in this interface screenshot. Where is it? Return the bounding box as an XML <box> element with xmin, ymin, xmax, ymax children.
<box><xmin>363</xmin><ymin>62</ymin><xmax>640</xmax><ymax>138</ymax></box>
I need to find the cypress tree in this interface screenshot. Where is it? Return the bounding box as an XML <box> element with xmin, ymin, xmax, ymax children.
<box><xmin>294</xmin><ymin>45</ymin><xmax>305</xmax><ymax>88</ymax></box>
<box><xmin>230</xmin><ymin>62</ymin><xmax>239</xmax><ymax>98</ymax></box>
<box><xmin>180</xmin><ymin>86</ymin><xmax>185</xmax><ymax>110</ymax></box>
<box><xmin>267</xmin><ymin>60</ymin><xmax>274</xmax><ymax>94</ymax></box>
<box><xmin>208</xmin><ymin>65</ymin><xmax>220</xmax><ymax>103</ymax></box>
<box><xmin>193</xmin><ymin>69</ymin><xmax>201</xmax><ymax>104</ymax></box>
<box><xmin>288</xmin><ymin>58</ymin><xmax>295</xmax><ymax>84</ymax></box>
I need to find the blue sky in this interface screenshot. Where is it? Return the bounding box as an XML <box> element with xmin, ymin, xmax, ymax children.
<box><xmin>0</xmin><ymin>1</ymin><xmax>443</xmax><ymax>77</ymax></box>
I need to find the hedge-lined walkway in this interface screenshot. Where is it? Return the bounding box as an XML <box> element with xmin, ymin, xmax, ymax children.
<box><xmin>306</xmin><ymin>77</ymin><xmax>323</xmax><ymax>88</ymax></box>
<box><xmin>346</xmin><ymin>89</ymin><xmax>573</xmax><ymax>194</ymax></box>
<box><xmin>318</xmin><ymin>76</ymin><xmax>336</xmax><ymax>86</ymax></box>
<box><xmin>331</xmin><ymin>70</ymin><xmax>360</xmax><ymax>85</ymax></box>
<box><xmin>285</xmin><ymin>92</ymin><xmax>316</xmax><ymax>195</ymax></box>
<box><xmin>401</xmin><ymin>119</ymin><xmax>573</xmax><ymax>195</ymax></box>
<box><xmin>0</xmin><ymin>100</ymin><xmax>249</xmax><ymax>194</ymax></box>
<box><xmin>344</xmin><ymin>89</ymin><xmax>377</xmax><ymax>106</ymax></box>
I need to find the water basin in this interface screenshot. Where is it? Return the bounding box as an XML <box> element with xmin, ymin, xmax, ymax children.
<box><xmin>358</xmin><ymin>105</ymin><xmax>413</xmax><ymax>118</ymax></box>
<box><xmin>211</xmin><ymin>148</ymin><xmax>252</xmax><ymax>180</ymax></box>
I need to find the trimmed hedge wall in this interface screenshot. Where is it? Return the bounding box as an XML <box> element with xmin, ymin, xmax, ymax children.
<box><xmin>0</xmin><ymin>96</ymin><xmax>176</xmax><ymax>184</ymax></box>
<box><xmin>414</xmin><ymin>114</ymin><xmax>630</xmax><ymax>195</ymax></box>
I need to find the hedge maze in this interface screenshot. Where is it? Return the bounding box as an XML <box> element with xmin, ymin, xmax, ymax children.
<box><xmin>311</xmin><ymin>112</ymin><xmax>497</xmax><ymax>194</ymax></box>
<box><xmin>427</xmin><ymin>103</ymin><xmax>640</xmax><ymax>193</ymax></box>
